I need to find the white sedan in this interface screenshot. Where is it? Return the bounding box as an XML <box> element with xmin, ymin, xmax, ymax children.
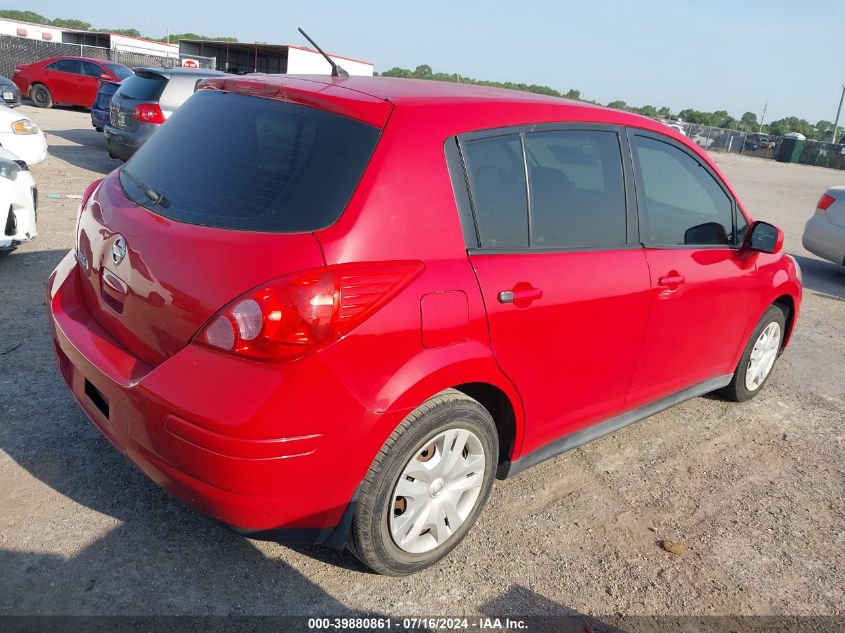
<box><xmin>0</xmin><ymin>146</ymin><xmax>37</xmax><ymax>255</ymax></box>
<box><xmin>0</xmin><ymin>104</ymin><xmax>47</xmax><ymax>166</ymax></box>
<box><xmin>803</xmin><ymin>187</ymin><xmax>845</xmax><ymax>270</ymax></box>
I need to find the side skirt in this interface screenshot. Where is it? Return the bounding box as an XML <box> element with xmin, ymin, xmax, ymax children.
<box><xmin>498</xmin><ymin>374</ymin><xmax>733</xmax><ymax>479</ymax></box>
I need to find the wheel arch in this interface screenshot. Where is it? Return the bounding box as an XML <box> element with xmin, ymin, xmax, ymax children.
<box><xmin>373</xmin><ymin>359</ymin><xmax>526</xmax><ymax>478</ymax></box>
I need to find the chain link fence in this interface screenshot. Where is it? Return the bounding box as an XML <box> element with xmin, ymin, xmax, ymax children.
<box><xmin>681</xmin><ymin>123</ymin><xmax>748</xmax><ymax>154</ymax></box>
<box><xmin>677</xmin><ymin>121</ymin><xmax>845</xmax><ymax>170</ymax></box>
<box><xmin>0</xmin><ymin>35</ymin><xmax>215</xmax><ymax>80</ymax></box>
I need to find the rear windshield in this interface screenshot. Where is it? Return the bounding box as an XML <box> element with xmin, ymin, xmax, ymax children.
<box><xmin>119</xmin><ymin>90</ymin><xmax>381</xmax><ymax>232</ymax></box>
<box><xmin>105</xmin><ymin>63</ymin><xmax>133</xmax><ymax>81</ymax></box>
<box><xmin>116</xmin><ymin>73</ymin><xmax>167</xmax><ymax>101</ymax></box>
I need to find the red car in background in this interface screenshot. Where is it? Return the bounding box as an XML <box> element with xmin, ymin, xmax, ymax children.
<box><xmin>13</xmin><ymin>56</ymin><xmax>132</xmax><ymax>108</ymax></box>
<box><xmin>48</xmin><ymin>75</ymin><xmax>802</xmax><ymax>575</ymax></box>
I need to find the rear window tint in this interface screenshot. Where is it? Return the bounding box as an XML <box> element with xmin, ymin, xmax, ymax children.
<box><xmin>117</xmin><ymin>73</ymin><xmax>168</xmax><ymax>101</ymax></box>
<box><xmin>119</xmin><ymin>90</ymin><xmax>381</xmax><ymax>232</ymax></box>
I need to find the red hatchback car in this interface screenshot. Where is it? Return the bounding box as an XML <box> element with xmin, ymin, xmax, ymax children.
<box><xmin>13</xmin><ymin>56</ymin><xmax>132</xmax><ymax>108</ymax></box>
<box><xmin>48</xmin><ymin>75</ymin><xmax>802</xmax><ymax>575</ymax></box>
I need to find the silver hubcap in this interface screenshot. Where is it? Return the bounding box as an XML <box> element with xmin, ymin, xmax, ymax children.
<box><xmin>389</xmin><ymin>428</ymin><xmax>486</xmax><ymax>554</ymax></box>
<box><xmin>745</xmin><ymin>322</ymin><xmax>781</xmax><ymax>391</ymax></box>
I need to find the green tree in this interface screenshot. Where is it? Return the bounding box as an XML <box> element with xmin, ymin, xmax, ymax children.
<box><xmin>413</xmin><ymin>64</ymin><xmax>433</xmax><ymax>78</ymax></box>
<box><xmin>739</xmin><ymin>111</ymin><xmax>758</xmax><ymax>130</ymax></box>
<box><xmin>606</xmin><ymin>100</ymin><xmax>627</xmax><ymax>111</ymax></box>
<box><xmin>564</xmin><ymin>89</ymin><xmax>581</xmax><ymax>100</ymax></box>
<box><xmin>49</xmin><ymin>18</ymin><xmax>91</xmax><ymax>29</ymax></box>
<box><xmin>0</xmin><ymin>9</ymin><xmax>49</xmax><ymax>23</ymax></box>
<box><xmin>99</xmin><ymin>28</ymin><xmax>141</xmax><ymax>37</ymax></box>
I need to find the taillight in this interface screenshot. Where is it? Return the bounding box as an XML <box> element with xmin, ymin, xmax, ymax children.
<box><xmin>196</xmin><ymin>261</ymin><xmax>424</xmax><ymax>361</ymax></box>
<box><xmin>132</xmin><ymin>103</ymin><xmax>165</xmax><ymax>124</ymax></box>
<box><xmin>817</xmin><ymin>193</ymin><xmax>836</xmax><ymax>211</ymax></box>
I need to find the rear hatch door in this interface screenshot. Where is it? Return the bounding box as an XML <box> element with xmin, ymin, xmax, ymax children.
<box><xmin>110</xmin><ymin>71</ymin><xmax>168</xmax><ymax>132</ymax></box>
<box><xmin>78</xmin><ymin>85</ymin><xmax>388</xmax><ymax>366</ymax></box>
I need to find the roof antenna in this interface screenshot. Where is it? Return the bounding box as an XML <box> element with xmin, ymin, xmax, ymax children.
<box><xmin>297</xmin><ymin>27</ymin><xmax>348</xmax><ymax>77</ymax></box>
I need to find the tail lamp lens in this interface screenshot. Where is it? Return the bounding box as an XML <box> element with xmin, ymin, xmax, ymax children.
<box><xmin>817</xmin><ymin>193</ymin><xmax>836</xmax><ymax>211</ymax></box>
<box><xmin>132</xmin><ymin>103</ymin><xmax>165</xmax><ymax>124</ymax></box>
<box><xmin>197</xmin><ymin>261</ymin><xmax>424</xmax><ymax>361</ymax></box>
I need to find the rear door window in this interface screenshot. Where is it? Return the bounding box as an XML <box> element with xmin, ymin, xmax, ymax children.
<box><xmin>82</xmin><ymin>61</ymin><xmax>104</xmax><ymax>78</ymax></box>
<box><xmin>119</xmin><ymin>90</ymin><xmax>381</xmax><ymax>232</ymax></box>
<box><xmin>632</xmin><ymin>135</ymin><xmax>735</xmax><ymax>246</ymax></box>
<box><xmin>461</xmin><ymin>135</ymin><xmax>528</xmax><ymax>249</ymax></box>
<box><xmin>47</xmin><ymin>59</ymin><xmax>82</xmax><ymax>74</ymax></box>
<box><xmin>524</xmin><ymin>130</ymin><xmax>627</xmax><ymax>248</ymax></box>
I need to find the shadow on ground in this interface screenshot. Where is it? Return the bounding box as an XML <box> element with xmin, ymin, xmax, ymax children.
<box><xmin>791</xmin><ymin>254</ymin><xmax>845</xmax><ymax>302</ymax></box>
<box><xmin>45</xmin><ymin>128</ymin><xmax>120</xmax><ymax>175</ymax></box>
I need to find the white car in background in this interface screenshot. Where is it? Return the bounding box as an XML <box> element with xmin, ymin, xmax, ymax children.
<box><xmin>803</xmin><ymin>188</ymin><xmax>845</xmax><ymax>270</ymax></box>
<box><xmin>0</xmin><ymin>146</ymin><xmax>37</xmax><ymax>255</ymax></box>
<box><xmin>0</xmin><ymin>104</ymin><xmax>47</xmax><ymax>166</ymax></box>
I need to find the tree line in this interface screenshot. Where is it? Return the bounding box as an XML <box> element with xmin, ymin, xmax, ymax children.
<box><xmin>1</xmin><ymin>11</ymin><xmax>834</xmax><ymax>139</ymax></box>
<box><xmin>0</xmin><ymin>10</ymin><xmax>238</xmax><ymax>43</ymax></box>
<box><xmin>382</xmin><ymin>65</ymin><xmax>835</xmax><ymax>141</ymax></box>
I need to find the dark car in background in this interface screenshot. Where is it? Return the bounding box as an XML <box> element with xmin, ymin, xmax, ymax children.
<box><xmin>91</xmin><ymin>80</ymin><xmax>121</xmax><ymax>132</ymax></box>
<box><xmin>104</xmin><ymin>67</ymin><xmax>224</xmax><ymax>161</ymax></box>
<box><xmin>12</xmin><ymin>56</ymin><xmax>132</xmax><ymax>109</ymax></box>
<box><xmin>0</xmin><ymin>75</ymin><xmax>21</xmax><ymax>107</ymax></box>
<box><xmin>744</xmin><ymin>133</ymin><xmax>775</xmax><ymax>152</ymax></box>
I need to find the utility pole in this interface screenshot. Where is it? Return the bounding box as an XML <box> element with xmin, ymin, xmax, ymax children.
<box><xmin>758</xmin><ymin>102</ymin><xmax>768</xmax><ymax>132</ymax></box>
<box><xmin>832</xmin><ymin>84</ymin><xmax>845</xmax><ymax>144</ymax></box>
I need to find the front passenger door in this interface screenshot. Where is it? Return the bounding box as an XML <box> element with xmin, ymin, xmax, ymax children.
<box><xmin>456</xmin><ymin>126</ymin><xmax>652</xmax><ymax>456</ymax></box>
<box><xmin>625</xmin><ymin>131</ymin><xmax>759</xmax><ymax>408</ymax></box>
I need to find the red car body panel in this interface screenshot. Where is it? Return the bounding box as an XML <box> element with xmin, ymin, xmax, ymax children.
<box><xmin>48</xmin><ymin>76</ymin><xmax>802</xmax><ymax>539</ymax></box>
<box><xmin>13</xmin><ymin>56</ymin><xmax>127</xmax><ymax>107</ymax></box>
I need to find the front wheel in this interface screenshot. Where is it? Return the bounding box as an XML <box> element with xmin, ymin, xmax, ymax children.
<box><xmin>347</xmin><ymin>390</ymin><xmax>498</xmax><ymax>575</ymax></box>
<box><xmin>719</xmin><ymin>305</ymin><xmax>786</xmax><ymax>402</ymax></box>
<box><xmin>30</xmin><ymin>84</ymin><xmax>52</xmax><ymax>108</ymax></box>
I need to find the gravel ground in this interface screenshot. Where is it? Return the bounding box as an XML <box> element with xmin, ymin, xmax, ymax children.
<box><xmin>0</xmin><ymin>106</ymin><xmax>843</xmax><ymax>620</ymax></box>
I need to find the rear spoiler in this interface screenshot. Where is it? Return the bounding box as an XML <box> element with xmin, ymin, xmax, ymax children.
<box><xmin>196</xmin><ymin>76</ymin><xmax>393</xmax><ymax>128</ymax></box>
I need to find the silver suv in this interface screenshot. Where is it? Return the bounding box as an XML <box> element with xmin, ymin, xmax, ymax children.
<box><xmin>104</xmin><ymin>67</ymin><xmax>224</xmax><ymax>161</ymax></box>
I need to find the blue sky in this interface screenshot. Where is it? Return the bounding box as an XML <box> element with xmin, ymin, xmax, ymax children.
<box><xmin>19</xmin><ymin>0</ymin><xmax>844</xmax><ymax>123</ymax></box>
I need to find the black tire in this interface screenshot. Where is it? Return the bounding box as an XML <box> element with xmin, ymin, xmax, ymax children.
<box><xmin>719</xmin><ymin>305</ymin><xmax>786</xmax><ymax>402</ymax></box>
<box><xmin>30</xmin><ymin>84</ymin><xmax>52</xmax><ymax>108</ymax></box>
<box><xmin>347</xmin><ymin>389</ymin><xmax>498</xmax><ymax>575</ymax></box>
<box><xmin>94</xmin><ymin>126</ymin><xmax>103</xmax><ymax>133</ymax></box>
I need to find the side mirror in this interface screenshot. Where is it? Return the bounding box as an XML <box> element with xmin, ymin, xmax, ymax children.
<box><xmin>745</xmin><ymin>221</ymin><xmax>783</xmax><ymax>254</ymax></box>
<box><xmin>100</xmin><ymin>73</ymin><xmax>111</xmax><ymax>80</ymax></box>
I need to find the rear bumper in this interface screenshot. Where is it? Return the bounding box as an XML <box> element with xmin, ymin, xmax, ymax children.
<box><xmin>103</xmin><ymin>126</ymin><xmax>150</xmax><ymax>161</ymax></box>
<box><xmin>803</xmin><ymin>214</ymin><xmax>845</xmax><ymax>266</ymax></box>
<box><xmin>47</xmin><ymin>250</ymin><xmax>386</xmax><ymax>539</ymax></box>
<box><xmin>91</xmin><ymin>110</ymin><xmax>109</xmax><ymax>130</ymax></box>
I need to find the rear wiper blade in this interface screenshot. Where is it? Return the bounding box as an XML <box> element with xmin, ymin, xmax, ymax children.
<box><xmin>122</xmin><ymin>168</ymin><xmax>171</xmax><ymax>208</ymax></box>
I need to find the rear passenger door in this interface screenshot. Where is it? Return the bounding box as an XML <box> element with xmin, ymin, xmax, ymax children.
<box><xmin>81</xmin><ymin>61</ymin><xmax>107</xmax><ymax>107</ymax></box>
<box><xmin>452</xmin><ymin>125</ymin><xmax>652</xmax><ymax>455</ymax></box>
<box><xmin>44</xmin><ymin>59</ymin><xmax>83</xmax><ymax>104</ymax></box>
<box><xmin>624</xmin><ymin>130</ymin><xmax>758</xmax><ymax>407</ymax></box>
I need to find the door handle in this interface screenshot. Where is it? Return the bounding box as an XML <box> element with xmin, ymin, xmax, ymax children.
<box><xmin>657</xmin><ymin>273</ymin><xmax>685</xmax><ymax>289</ymax></box>
<box><xmin>498</xmin><ymin>284</ymin><xmax>543</xmax><ymax>307</ymax></box>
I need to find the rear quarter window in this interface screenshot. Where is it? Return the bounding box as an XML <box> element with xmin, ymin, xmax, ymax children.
<box><xmin>119</xmin><ymin>90</ymin><xmax>381</xmax><ymax>232</ymax></box>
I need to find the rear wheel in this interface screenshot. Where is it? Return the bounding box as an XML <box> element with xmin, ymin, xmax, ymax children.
<box><xmin>347</xmin><ymin>390</ymin><xmax>498</xmax><ymax>575</ymax></box>
<box><xmin>719</xmin><ymin>305</ymin><xmax>786</xmax><ymax>402</ymax></box>
<box><xmin>30</xmin><ymin>84</ymin><xmax>52</xmax><ymax>108</ymax></box>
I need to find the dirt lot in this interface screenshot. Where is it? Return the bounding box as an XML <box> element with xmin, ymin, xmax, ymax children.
<box><xmin>0</xmin><ymin>105</ymin><xmax>843</xmax><ymax>619</ymax></box>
